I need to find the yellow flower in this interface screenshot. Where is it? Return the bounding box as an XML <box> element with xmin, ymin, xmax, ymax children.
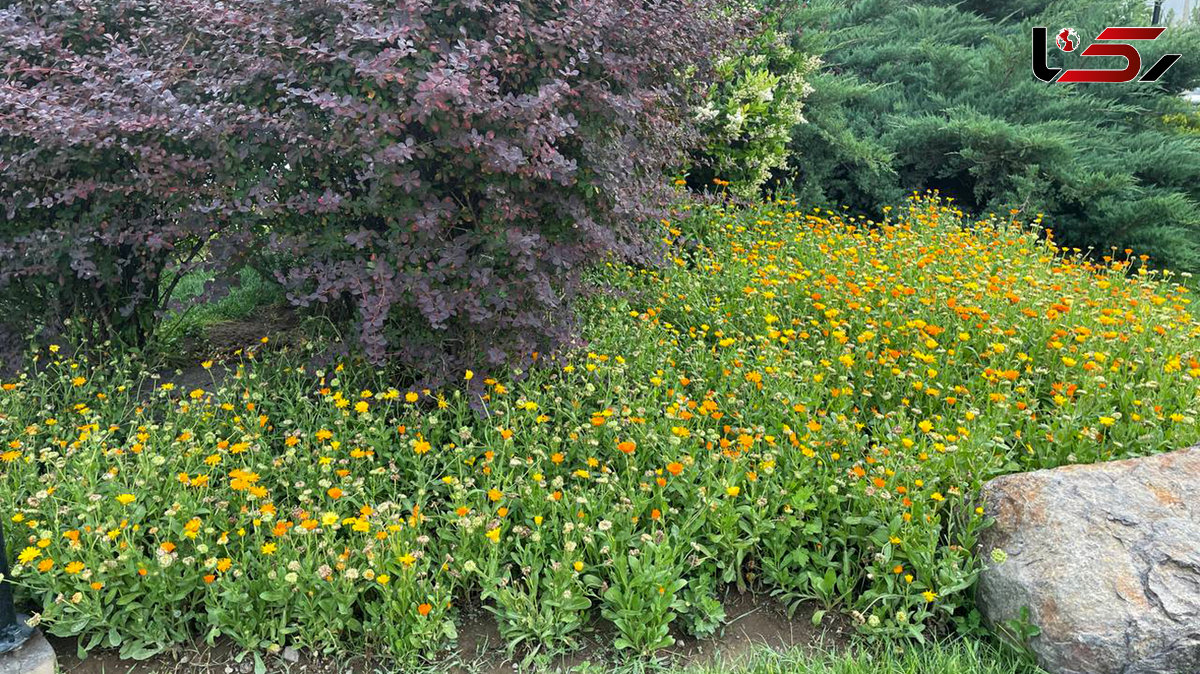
<box><xmin>17</xmin><ymin>547</ymin><xmax>40</xmax><ymax>564</ymax></box>
<box><xmin>65</xmin><ymin>561</ymin><xmax>85</xmax><ymax>575</ymax></box>
<box><xmin>405</xmin><ymin>392</ymin><xmax>419</xmax><ymax>403</ymax></box>
<box><xmin>931</xmin><ymin>492</ymin><xmax>945</xmax><ymax>502</ymax></box>
<box><xmin>1099</xmin><ymin>416</ymin><xmax>1115</xmax><ymax>426</ymax></box>
<box><xmin>354</xmin><ymin>401</ymin><xmax>369</xmax><ymax>414</ymax></box>
<box><xmin>485</xmin><ymin>528</ymin><xmax>501</xmax><ymax>543</ymax></box>
<box><xmin>116</xmin><ymin>494</ymin><xmax>136</xmax><ymax>506</ymax></box>
<box><xmin>376</xmin><ymin>575</ymin><xmax>390</xmax><ymax>586</ymax></box>
<box><xmin>922</xmin><ymin>590</ymin><xmax>938</xmax><ymax>602</ymax></box>
<box><xmin>726</xmin><ymin>486</ymin><xmax>741</xmax><ymax>497</ymax></box>
<box><xmin>573</xmin><ymin>561</ymin><xmax>584</xmax><ymax>572</ymax></box>
<box><xmin>261</xmin><ymin>542</ymin><xmax>277</xmax><ymax>555</ymax></box>
<box><xmin>465</xmin><ymin>370</ymin><xmax>474</xmax><ymax>381</ymax></box>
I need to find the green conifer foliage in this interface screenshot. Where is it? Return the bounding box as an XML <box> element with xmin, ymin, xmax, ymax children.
<box><xmin>790</xmin><ymin>0</ymin><xmax>1200</xmax><ymax>272</ymax></box>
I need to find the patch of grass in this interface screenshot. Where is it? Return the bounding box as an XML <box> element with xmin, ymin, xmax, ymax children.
<box><xmin>157</xmin><ymin>266</ymin><xmax>285</xmax><ymax>347</ymax></box>
<box><xmin>686</xmin><ymin>640</ymin><xmax>1040</xmax><ymax>674</ymax></box>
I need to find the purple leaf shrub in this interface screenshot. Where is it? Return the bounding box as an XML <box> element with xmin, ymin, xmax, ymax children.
<box><xmin>1</xmin><ymin>0</ymin><xmax>747</xmax><ymax>378</ymax></box>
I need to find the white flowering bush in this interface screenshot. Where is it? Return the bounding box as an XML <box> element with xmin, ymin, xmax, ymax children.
<box><xmin>690</xmin><ymin>26</ymin><xmax>819</xmax><ymax>197</ymax></box>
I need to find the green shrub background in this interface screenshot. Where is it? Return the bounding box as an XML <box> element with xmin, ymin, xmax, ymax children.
<box><xmin>784</xmin><ymin>0</ymin><xmax>1200</xmax><ymax>273</ymax></box>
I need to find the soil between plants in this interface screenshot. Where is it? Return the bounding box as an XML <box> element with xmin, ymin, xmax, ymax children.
<box><xmin>49</xmin><ymin>592</ymin><xmax>851</xmax><ymax>673</ymax></box>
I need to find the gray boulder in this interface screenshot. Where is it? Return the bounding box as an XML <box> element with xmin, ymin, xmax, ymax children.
<box><xmin>977</xmin><ymin>446</ymin><xmax>1200</xmax><ymax>674</ymax></box>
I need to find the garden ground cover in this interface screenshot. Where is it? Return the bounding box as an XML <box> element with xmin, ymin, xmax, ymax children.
<box><xmin>3</xmin><ymin>195</ymin><xmax>1198</xmax><ymax>667</ymax></box>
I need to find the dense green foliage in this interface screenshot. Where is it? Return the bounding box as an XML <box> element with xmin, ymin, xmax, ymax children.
<box><xmin>785</xmin><ymin>0</ymin><xmax>1200</xmax><ymax>272</ymax></box>
<box><xmin>5</xmin><ymin>198</ymin><xmax>1197</xmax><ymax>663</ymax></box>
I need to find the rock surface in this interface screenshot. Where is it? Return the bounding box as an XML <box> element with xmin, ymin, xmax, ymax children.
<box><xmin>0</xmin><ymin>630</ymin><xmax>55</xmax><ymax>674</ymax></box>
<box><xmin>977</xmin><ymin>446</ymin><xmax>1200</xmax><ymax>674</ymax></box>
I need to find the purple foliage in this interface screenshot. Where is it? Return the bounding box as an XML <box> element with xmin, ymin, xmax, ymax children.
<box><xmin>1</xmin><ymin>0</ymin><xmax>747</xmax><ymax>377</ymax></box>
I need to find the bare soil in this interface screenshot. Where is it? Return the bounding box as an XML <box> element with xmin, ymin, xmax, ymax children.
<box><xmin>49</xmin><ymin>592</ymin><xmax>851</xmax><ymax>674</ymax></box>
<box><xmin>172</xmin><ymin>304</ymin><xmax>303</xmax><ymax>367</ymax></box>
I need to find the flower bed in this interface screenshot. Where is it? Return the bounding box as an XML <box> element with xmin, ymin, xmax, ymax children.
<box><xmin>4</xmin><ymin>196</ymin><xmax>1197</xmax><ymax>662</ymax></box>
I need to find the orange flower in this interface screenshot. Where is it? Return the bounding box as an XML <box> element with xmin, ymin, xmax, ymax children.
<box><xmin>327</xmin><ymin>487</ymin><xmax>343</xmax><ymax>499</ymax></box>
<box><xmin>417</xmin><ymin>603</ymin><xmax>432</xmax><ymax>617</ymax></box>
<box><xmin>666</xmin><ymin>462</ymin><xmax>683</xmax><ymax>476</ymax></box>
<box><xmin>617</xmin><ymin>440</ymin><xmax>636</xmax><ymax>455</ymax></box>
